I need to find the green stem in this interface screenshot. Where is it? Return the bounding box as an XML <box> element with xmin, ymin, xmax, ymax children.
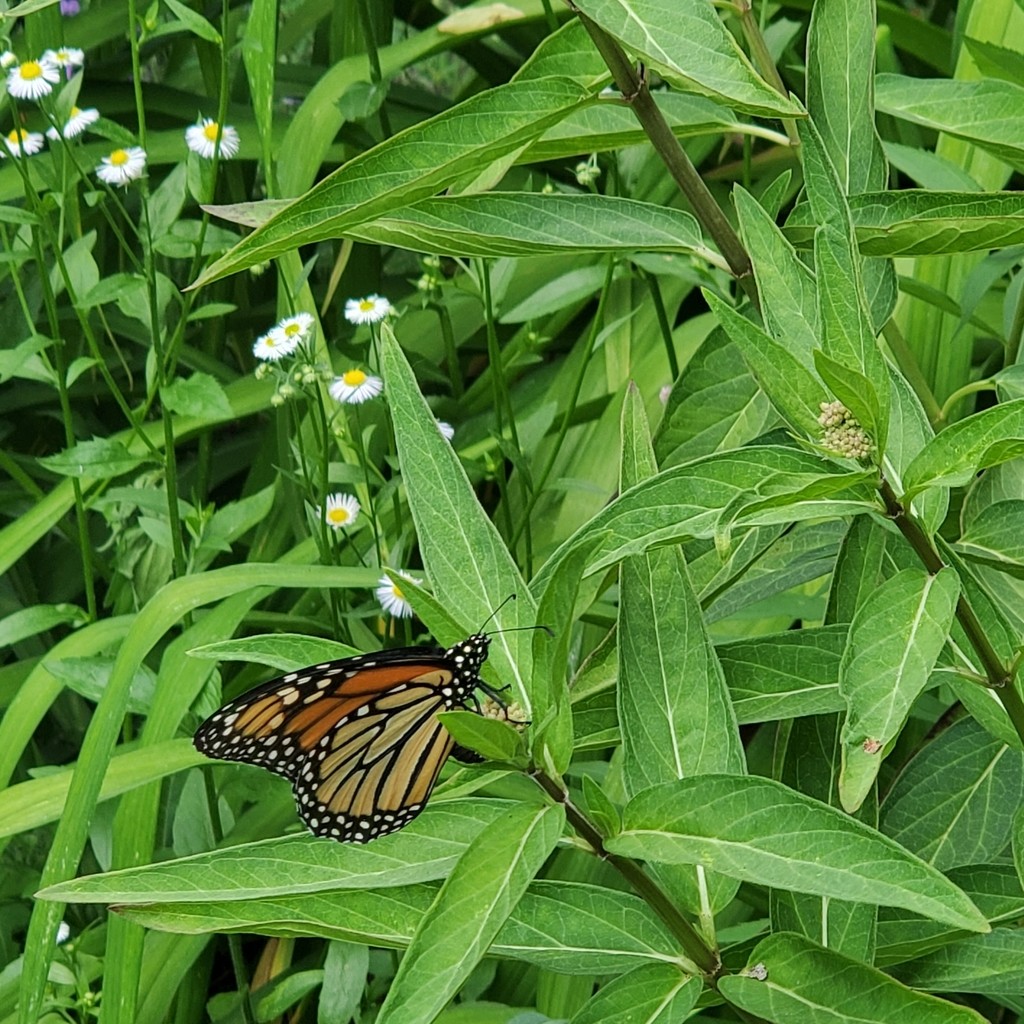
<box><xmin>355</xmin><ymin>0</ymin><xmax>392</xmax><ymax>137</ymax></box>
<box><xmin>881</xmin><ymin>320</ymin><xmax>943</xmax><ymax>427</ymax></box>
<box><xmin>572</xmin><ymin>7</ymin><xmax>758</xmax><ymax>308</ymax></box>
<box><xmin>641</xmin><ymin>267</ymin><xmax>679</xmax><ymax>380</ymax></box>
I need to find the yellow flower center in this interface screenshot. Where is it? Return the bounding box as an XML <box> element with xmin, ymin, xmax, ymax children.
<box><xmin>202</xmin><ymin>122</ymin><xmax>220</xmax><ymax>142</ymax></box>
<box><xmin>7</xmin><ymin>129</ymin><xmax>26</xmax><ymax>144</ymax></box>
<box><xmin>70</xmin><ymin>106</ymin><xmax>81</xmax><ymax>117</ymax></box>
<box><xmin>358</xmin><ymin>299</ymin><xmax>375</xmax><ymax>311</ymax></box>
<box><xmin>283</xmin><ymin>322</ymin><xmax>302</xmax><ymax>337</ymax></box>
<box><xmin>109</xmin><ymin>149</ymin><xmax>129</xmax><ymax>166</ymax></box>
<box><xmin>391</xmin><ymin>583</ymin><xmax>404</xmax><ymax>600</ymax></box>
<box><xmin>342</xmin><ymin>369</ymin><xmax>367</xmax><ymax>387</ymax></box>
<box><xmin>20</xmin><ymin>61</ymin><xmax>42</xmax><ymax>80</ymax></box>
<box><xmin>327</xmin><ymin>507</ymin><xmax>350</xmax><ymax>525</ymax></box>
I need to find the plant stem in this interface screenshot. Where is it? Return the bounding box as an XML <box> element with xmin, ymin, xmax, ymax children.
<box><xmin>572</xmin><ymin>7</ymin><xmax>759</xmax><ymax>309</ymax></box>
<box><xmin>529</xmin><ymin>768</ymin><xmax>720</xmax><ymax>978</ymax></box>
<box><xmin>879</xmin><ymin>477</ymin><xmax>1024</xmax><ymax>744</ymax></box>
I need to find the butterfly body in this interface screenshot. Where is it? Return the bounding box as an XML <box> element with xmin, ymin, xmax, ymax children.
<box><xmin>194</xmin><ymin>633</ymin><xmax>493</xmax><ymax>842</ymax></box>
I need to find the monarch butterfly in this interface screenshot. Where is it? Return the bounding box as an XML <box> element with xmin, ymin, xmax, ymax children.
<box><xmin>193</xmin><ymin>632</ymin><xmax>507</xmax><ymax>843</ymax></box>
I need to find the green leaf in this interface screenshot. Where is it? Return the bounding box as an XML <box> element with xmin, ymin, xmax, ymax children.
<box><xmin>569</xmin><ymin>963</ymin><xmax>700</xmax><ymax>1024</ymax></box>
<box><xmin>0</xmin><ymin>603</ymin><xmax>86</xmax><ymax>649</ymax></box>
<box><xmin>0</xmin><ymin>739</ymin><xmax>205</xmax><ymax>840</ymax></box>
<box><xmin>532</xmin><ymin>446</ymin><xmax>877</xmax><ymax>596</ymax></box>
<box><xmin>957</xmin><ymin>499</ymin><xmax>1024</xmax><ymax>568</ymax></box>
<box><xmin>704</xmin><ymin>291</ymin><xmax>828</xmax><ymax>437</ymax></box>
<box><xmin>902</xmin><ymin>398</ymin><xmax>1024</xmax><ymax>498</ymax></box>
<box><xmin>733</xmin><ymin>186</ymin><xmax>819</xmax><ymax>366</ymax></box>
<box><xmin>881</xmin><ymin>717</ymin><xmax>1024</xmax><ymax>870</ymax></box>
<box><xmin>437</xmin><ymin>710</ymin><xmax>526</xmax><ymax>764</ymax></box>
<box><xmin>193</xmin><ymin>78</ymin><xmax>589</xmax><ymax>287</ymax></box>
<box><xmin>720</xmin><ymin>932</ymin><xmax>987</xmax><ymax>1023</ymax></box>
<box><xmin>375</xmin><ymin>803</ymin><xmax>564</xmax><ymax>1024</ymax></box>
<box><xmin>114</xmin><ymin>878</ymin><xmax>679</xmax><ymax>975</ymax></box>
<box><xmin>572</xmin><ymin>0</ymin><xmax>799</xmax><ymax>118</ymax></box>
<box><xmin>718</xmin><ymin>625</ymin><xmax>847</xmax><ymax>724</ymax></box>
<box><xmin>380</xmin><ymin>325</ymin><xmax>536</xmax><ymax>710</ymax></box>
<box><xmin>785</xmin><ymin>191</ymin><xmax>1024</xmax><ymax>256</ymax></box>
<box><xmin>348</xmin><ymin>193</ymin><xmax>708</xmax><ymax>259</ymax></box>
<box><xmin>161</xmin><ymin>0</ymin><xmax>221</xmax><ymax>43</ymax></box>
<box><xmin>38</xmin><ymin>437</ymin><xmax>150</xmax><ymax>478</ymax></box>
<box><xmin>875</xmin><ymin>73</ymin><xmax>1024</xmax><ymax>171</ymax></box>
<box><xmin>653</xmin><ymin>327</ymin><xmax>774</xmax><ymax>468</ymax></box>
<box><xmin>838</xmin><ymin>567</ymin><xmax>960</xmax><ymax>812</ymax></box>
<box><xmin>160</xmin><ymin>373</ymin><xmax>234</xmax><ymax>420</ymax></box>
<box><xmin>607</xmin><ymin>774</ymin><xmax>989</xmax><ymax>932</ymax></box>
<box><xmin>187</xmin><ymin>633</ymin><xmax>363</xmax><ymax>673</ymax></box>
<box><xmin>890</xmin><ymin>928</ymin><xmax>1024</xmax><ymax>997</ymax></box>
<box><xmin>39</xmin><ymin>800</ymin><xmax>515</xmax><ymax>903</ymax></box>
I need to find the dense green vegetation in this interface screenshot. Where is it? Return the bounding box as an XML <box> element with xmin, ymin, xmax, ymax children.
<box><xmin>4</xmin><ymin>0</ymin><xmax>1024</xmax><ymax>1022</ymax></box>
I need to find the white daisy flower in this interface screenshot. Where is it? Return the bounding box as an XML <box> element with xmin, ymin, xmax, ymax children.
<box><xmin>46</xmin><ymin>105</ymin><xmax>100</xmax><ymax>140</ymax></box>
<box><xmin>96</xmin><ymin>146</ymin><xmax>146</xmax><ymax>186</ymax></box>
<box><xmin>375</xmin><ymin>570</ymin><xmax>422</xmax><ymax>619</ymax></box>
<box><xmin>323</xmin><ymin>492</ymin><xmax>360</xmax><ymax>529</ymax></box>
<box><xmin>329</xmin><ymin>369</ymin><xmax>383</xmax><ymax>404</ymax></box>
<box><xmin>4</xmin><ymin>129</ymin><xmax>44</xmax><ymax>157</ymax></box>
<box><xmin>252</xmin><ymin>330</ymin><xmax>299</xmax><ymax>362</ymax></box>
<box><xmin>185</xmin><ymin>117</ymin><xmax>240</xmax><ymax>160</ymax></box>
<box><xmin>42</xmin><ymin>46</ymin><xmax>84</xmax><ymax>70</ymax></box>
<box><xmin>436</xmin><ymin>420</ymin><xmax>455</xmax><ymax>441</ymax></box>
<box><xmin>269</xmin><ymin>312</ymin><xmax>314</xmax><ymax>347</ymax></box>
<box><xmin>6</xmin><ymin>58</ymin><xmax>60</xmax><ymax>100</ymax></box>
<box><xmin>344</xmin><ymin>294</ymin><xmax>391</xmax><ymax>325</ymax></box>
<box><xmin>0</xmin><ymin>52</ymin><xmax>18</xmax><ymax>70</ymax></box>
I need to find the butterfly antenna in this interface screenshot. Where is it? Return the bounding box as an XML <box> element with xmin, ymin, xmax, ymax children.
<box><xmin>486</xmin><ymin>624</ymin><xmax>554</xmax><ymax>638</ymax></box>
<box><xmin>477</xmin><ymin>594</ymin><xmax>517</xmax><ymax>633</ymax></box>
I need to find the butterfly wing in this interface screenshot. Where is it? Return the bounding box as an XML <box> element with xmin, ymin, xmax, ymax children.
<box><xmin>192</xmin><ymin>647</ymin><xmax>446</xmax><ymax>780</ymax></box>
<box><xmin>295</xmin><ymin>673</ymin><xmax>458</xmax><ymax>841</ymax></box>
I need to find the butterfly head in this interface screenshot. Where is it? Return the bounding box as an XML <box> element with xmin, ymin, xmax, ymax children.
<box><xmin>445</xmin><ymin>632</ymin><xmax>491</xmax><ymax>690</ymax></box>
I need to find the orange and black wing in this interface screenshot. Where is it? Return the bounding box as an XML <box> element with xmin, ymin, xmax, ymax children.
<box><xmin>193</xmin><ymin>651</ymin><xmax>461</xmax><ymax>841</ymax></box>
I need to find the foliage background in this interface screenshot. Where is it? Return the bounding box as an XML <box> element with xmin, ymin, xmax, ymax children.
<box><xmin>3</xmin><ymin>0</ymin><xmax>1024</xmax><ymax>1022</ymax></box>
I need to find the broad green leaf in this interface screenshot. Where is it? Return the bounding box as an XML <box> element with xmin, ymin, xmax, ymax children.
<box><xmin>188</xmin><ymin>634</ymin><xmax>361</xmax><ymax>672</ymax></box>
<box><xmin>572</xmin><ymin>0</ymin><xmax>799</xmax><ymax>118</ymax></box>
<box><xmin>375</xmin><ymin>803</ymin><xmax>563</xmax><ymax>1024</ymax></box>
<box><xmin>902</xmin><ymin>398</ymin><xmax>1024</xmax><ymax>498</ymax></box>
<box><xmin>703</xmin><ymin>291</ymin><xmax>828</xmax><ymax>437</ymax></box>
<box><xmin>38</xmin><ymin>437</ymin><xmax>151</xmax><ymax>478</ymax></box>
<box><xmin>957</xmin><ymin>499</ymin><xmax>1024</xmax><ymax>567</ymax></box>
<box><xmin>524</xmin><ymin>92</ymin><xmax>787</xmax><ymax>163</ymax></box>
<box><xmin>838</xmin><ymin>567</ymin><xmax>960</xmax><ymax>812</ymax></box>
<box><xmin>380</xmin><ymin>325</ymin><xmax>535</xmax><ymax>709</ymax></box>
<box><xmin>608</xmin><ymin>774</ymin><xmax>989</xmax><ymax>932</ymax></box>
<box><xmin>160</xmin><ymin>373</ymin><xmax>233</xmax><ymax>420</ymax></box>
<box><xmin>785</xmin><ymin>191</ymin><xmax>1024</xmax><ymax>255</ymax></box>
<box><xmin>733</xmin><ymin>186</ymin><xmax>819</xmax><ymax>366</ymax></box>
<box><xmin>531</xmin><ymin>446</ymin><xmax>878</xmax><ymax>598</ymax></box>
<box><xmin>193</xmin><ymin>79</ymin><xmax>589</xmax><ymax>286</ymax></box>
<box><xmin>348</xmin><ymin>193</ymin><xmax>710</xmax><ymax>260</ymax></box>
<box><xmin>437</xmin><ymin>710</ymin><xmax>526</xmax><ymax>764</ymax></box>
<box><xmin>875</xmin><ymin>73</ymin><xmax>1024</xmax><ymax>171</ymax></box>
<box><xmin>720</xmin><ymin>932</ymin><xmax>987</xmax><ymax>1023</ymax></box>
<box><xmin>890</xmin><ymin>928</ymin><xmax>1024</xmax><ymax>997</ymax></box>
<box><xmin>240</xmin><ymin>0</ymin><xmax>276</xmax><ymax>170</ymax></box>
<box><xmin>876</xmin><ymin>863</ymin><xmax>1024</xmax><ymax>967</ymax></box>
<box><xmin>718</xmin><ymin>626</ymin><xmax>847</xmax><ymax>724</ymax></box>
<box><xmin>825</xmin><ymin>513</ymin><xmax>887</xmax><ymax>624</ymax></box>
<box><xmin>40</xmin><ymin>801</ymin><xmax>516</xmax><ymax>903</ymax></box>
<box><xmin>0</xmin><ymin>739</ymin><xmax>205</xmax><ymax>839</ymax></box>
<box><xmin>514</xmin><ymin>17</ymin><xmax>610</xmax><ymax>85</ymax></box>
<box><xmin>653</xmin><ymin>328</ymin><xmax>774</xmax><ymax>468</ymax></box>
<box><xmin>569</xmin><ymin>963</ymin><xmax>699</xmax><ymax>1024</ymax></box>
<box><xmin>881</xmin><ymin>717</ymin><xmax>1024</xmax><ymax>870</ymax></box>
<box><xmin>112</xmin><ymin>878</ymin><xmax>681</xmax><ymax>975</ymax></box>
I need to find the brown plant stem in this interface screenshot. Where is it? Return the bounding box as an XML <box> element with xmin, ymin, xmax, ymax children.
<box><xmin>572</xmin><ymin>7</ymin><xmax>759</xmax><ymax>309</ymax></box>
<box><xmin>529</xmin><ymin>767</ymin><xmax>721</xmax><ymax>977</ymax></box>
<box><xmin>879</xmin><ymin>476</ymin><xmax>1024</xmax><ymax>744</ymax></box>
